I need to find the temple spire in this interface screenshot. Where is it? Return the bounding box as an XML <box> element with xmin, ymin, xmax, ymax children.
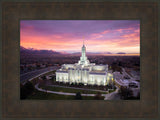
<box><xmin>83</xmin><ymin>36</ymin><xmax>85</xmax><ymax>46</ymax></box>
<box><xmin>83</xmin><ymin>39</ymin><xmax>84</xmax><ymax>46</ymax></box>
<box><xmin>78</xmin><ymin>36</ymin><xmax>90</xmax><ymax>65</ymax></box>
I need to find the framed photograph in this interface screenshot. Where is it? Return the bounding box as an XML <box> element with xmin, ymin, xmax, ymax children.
<box><xmin>1</xmin><ymin>1</ymin><xmax>158</xmax><ymax>119</ymax></box>
<box><xmin>20</xmin><ymin>20</ymin><xmax>140</xmax><ymax>101</ymax></box>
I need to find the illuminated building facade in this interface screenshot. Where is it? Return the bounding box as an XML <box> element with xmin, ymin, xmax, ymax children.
<box><xmin>56</xmin><ymin>42</ymin><xmax>113</xmax><ymax>86</ymax></box>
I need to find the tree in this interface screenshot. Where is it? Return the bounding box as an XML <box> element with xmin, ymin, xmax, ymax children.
<box><xmin>136</xmin><ymin>91</ymin><xmax>140</xmax><ymax>99</ymax></box>
<box><xmin>20</xmin><ymin>84</ymin><xmax>28</xmax><ymax>99</ymax></box>
<box><xmin>118</xmin><ymin>61</ymin><xmax>122</xmax><ymax>66</ymax></box>
<box><xmin>94</xmin><ymin>92</ymin><xmax>103</xmax><ymax>100</ymax></box>
<box><xmin>52</xmin><ymin>76</ymin><xmax>56</xmax><ymax>82</ymax></box>
<box><xmin>25</xmin><ymin>82</ymin><xmax>35</xmax><ymax>93</ymax></box>
<box><xmin>75</xmin><ymin>92</ymin><xmax>82</xmax><ymax>100</ymax></box>
<box><xmin>41</xmin><ymin>75</ymin><xmax>46</xmax><ymax>80</ymax></box>
<box><xmin>118</xmin><ymin>86</ymin><xmax>133</xmax><ymax>100</ymax></box>
<box><xmin>20</xmin><ymin>82</ymin><xmax>35</xmax><ymax>99</ymax></box>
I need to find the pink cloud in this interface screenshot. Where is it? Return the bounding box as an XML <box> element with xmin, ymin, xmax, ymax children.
<box><xmin>20</xmin><ymin>22</ymin><xmax>140</xmax><ymax>53</ymax></box>
<box><xmin>91</xmin><ymin>30</ymin><xmax>110</xmax><ymax>39</ymax></box>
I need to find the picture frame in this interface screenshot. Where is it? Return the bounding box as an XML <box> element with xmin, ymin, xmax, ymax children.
<box><xmin>1</xmin><ymin>0</ymin><xmax>159</xmax><ymax>119</ymax></box>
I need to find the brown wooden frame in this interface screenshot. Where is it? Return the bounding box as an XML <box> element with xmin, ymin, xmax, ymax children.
<box><xmin>2</xmin><ymin>2</ymin><xmax>158</xmax><ymax>118</ymax></box>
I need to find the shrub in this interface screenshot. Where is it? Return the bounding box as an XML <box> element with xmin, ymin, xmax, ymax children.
<box><xmin>20</xmin><ymin>82</ymin><xmax>35</xmax><ymax>99</ymax></box>
<box><xmin>75</xmin><ymin>92</ymin><xmax>82</xmax><ymax>100</ymax></box>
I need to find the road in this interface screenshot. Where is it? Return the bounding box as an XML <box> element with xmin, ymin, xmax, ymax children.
<box><xmin>104</xmin><ymin>87</ymin><xmax>120</xmax><ymax>100</ymax></box>
<box><xmin>20</xmin><ymin>66</ymin><xmax>58</xmax><ymax>84</ymax></box>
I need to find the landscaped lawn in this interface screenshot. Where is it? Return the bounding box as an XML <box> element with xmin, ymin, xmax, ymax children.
<box><xmin>27</xmin><ymin>89</ymin><xmax>99</xmax><ymax>100</ymax></box>
<box><xmin>108</xmin><ymin>89</ymin><xmax>116</xmax><ymax>93</ymax></box>
<box><xmin>41</xmin><ymin>86</ymin><xmax>108</xmax><ymax>94</ymax></box>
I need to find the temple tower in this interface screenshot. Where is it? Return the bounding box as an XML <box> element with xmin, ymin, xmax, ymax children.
<box><xmin>78</xmin><ymin>39</ymin><xmax>90</xmax><ymax>65</ymax></box>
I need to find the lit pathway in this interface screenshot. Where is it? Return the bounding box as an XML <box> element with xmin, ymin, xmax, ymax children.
<box><xmin>49</xmin><ymin>84</ymin><xmax>108</xmax><ymax>93</ymax></box>
<box><xmin>35</xmin><ymin>83</ymin><xmax>95</xmax><ymax>96</ymax></box>
<box><xmin>35</xmin><ymin>83</ymin><xmax>118</xmax><ymax>99</ymax></box>
<box><xmin>103</xmin><ymin>87</ymin><xmax>119</xmax><ymax>100</ymax></box>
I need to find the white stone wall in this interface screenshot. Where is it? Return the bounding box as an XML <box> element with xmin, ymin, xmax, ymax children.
<box><xmin>68</xmin><ymin>69</ymin><xmax>89</xmax><ymax>84</ymax></box>
<box><xmin>56</xmin><ymin>72</ymin><xmax>68</xmax><ymax>83</ymax></box>
<box><xmin>107</xmin><ymin>73</ymin><xmax>114</xmax><ymax>84</ymax></box>
<box><xmin>89</xmin><ymin>74</ymin><xmax>106</xmax><ymax>86</ymax></box>
<box><xmin>56</xmin><ymin>70</ymin><xmax>110</xmax><ymax>86</ymax></box>
<box><xmin>92</xmin><ymin>65</ymin><xmax>108</xmax><ymax>71</ymax></box>
<box><xmin>56</xmin><ymin>69</ymin><xmax>111</xmax><ymax>86</ymax></box>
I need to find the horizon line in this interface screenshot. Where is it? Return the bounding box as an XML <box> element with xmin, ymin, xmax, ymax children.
<box><xmin>21</xmin><ymin>45</ymin><xmax>140</xmax><ymax>55</ymax></box>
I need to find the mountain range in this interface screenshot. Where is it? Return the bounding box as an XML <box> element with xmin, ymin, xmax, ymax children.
<box><xmin>20</xmin><ymin>46</ymin><xmax>127</xmax><ymax>55</ymax></box>
<box><xmin>20</xmin><ymin>46</ymin><xmax>62</xmax><ymax>55</ymax></box>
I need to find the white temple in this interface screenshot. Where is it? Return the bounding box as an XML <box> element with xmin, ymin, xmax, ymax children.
<box><xmin>56</xmin><ymin>41</ymin><xmax>113</xmax><ymax>86</ymax></box>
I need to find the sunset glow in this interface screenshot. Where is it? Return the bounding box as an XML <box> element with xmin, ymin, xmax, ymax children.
<box><xmin>20</xmin><ymin>20</ymin><xmax>140</xmax><ymax>54</ymax></box>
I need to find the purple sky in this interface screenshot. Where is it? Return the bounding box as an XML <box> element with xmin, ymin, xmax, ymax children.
<box><xmin>20</xmin><ymin>20</ymin><xmax>140</xmax><ymax>54</ymax></box>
